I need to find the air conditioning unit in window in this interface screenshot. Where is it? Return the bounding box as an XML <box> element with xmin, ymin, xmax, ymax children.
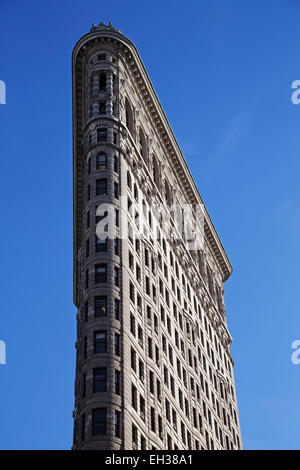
<box><xmin>147</xmin><ymin>317</ymin><xmax>151</xmax><ymax>324</ymax></box>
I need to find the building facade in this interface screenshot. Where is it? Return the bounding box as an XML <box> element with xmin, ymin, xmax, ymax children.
<box><xmin>72</xmin><ymin>22</ymin><xmax>242</xmax><ymax>450</ymax></box>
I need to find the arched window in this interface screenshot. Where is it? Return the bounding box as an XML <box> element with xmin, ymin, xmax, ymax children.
<box><xmin>139</xmin><ymin>127</ymin><xmax>147</xmax><ymax>163</ymax></box>
<box><xmin>125</xmin><ymin>97</ymin><xmax>134</xmax><ymax>136</ymax></box>
<box><xmin>152</xmin><ymin>155</ymin><xmax>160</xmax><ymax>188</ymax></box>
<box><xmin>99</xmin><ymin>73</ymin><xmax>106</xmax><ymax>92</ymax></box>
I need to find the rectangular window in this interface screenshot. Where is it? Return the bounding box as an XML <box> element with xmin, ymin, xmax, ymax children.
<box><xmin>132</xmin><ymin>384</ymin><xmax>137</xmax><ymax>409</ymax></box>
<box><xmin>115</xmin><ymin>411</ymin><xmax>121</xmax><ymax>438</ymax></box>
<box><xmin>97</xmin><ymin>153</ymin><xmax>107</xmax><ymax>169</ymax></box>
<box><xmin>131</xmin><ymin>348</ymin><xmax>136</xmax><ymax>371</ymax></box>
<box><xmin>114</xmin><ymin>182</ymin><xmax>119</xmax><ymax>199</ymax></box>
<box><xmin>132</xmin><ymin>424</ymin><xmax>138</xmax><ymax>447</ymax></box>
<box><xmin>141</xmin><ymin>435</ymin><xmax>146</xmax><ymax>450</ymax></box>
<box><xmin>114</xmin><ymin>370</ymin><xmax>120</xmax><ymax>395</ymax></box>
<box><xmin>114</xmin><ymin>299</ymin><xmax>120</xmax><ymax>320</ymax></box>
<box><xmin>92</xmin><ymin>408</ymin><xmax>106</xmax><ymax>435</ymax></box>
<box><xmin>94</xmin><ymin>331</ymin><xmax>107</xmax><ymax>353</ymax></box>
<box><xmin>95</xmin><ymin>296</ymin><xmax>107</xmax><ymax>317</ymax></box>
<box><xmin>149</xmin><ymin>370</ymin><xmax>154</xmax><ymax>394</ymax></box>
<box><xmin>95</xmin><ymin>236</ymin><xmax>107</xmax><ymax>253</ymax></box>
<box><xmin>99</xmin><ymin>101</ymin><xmax>106</xmax><ymax>114</ymax></box>
<box><xmin>96</xmin><ymin>179</ymin><xmax>107</xmax><ymax>196</ymax></box>
<box><xmin>114</xmin><ymin>155</ymin><xmax>118</xmax><ymax>173</ymax></box>
<box><xmin>95</xmin><ymin>264</ymin><xmax>107</xmax><ymax>283</ymax></box>
<box><xmin>150</xmin><ymin>407</ymin><xmax>155</xmax><ymax>432</ymax></box>
<box><xmin>114</xmin><ymin>238</ymin><xmax>119</xmax><ymax>255</ymax></box>
<box><xmin>114</xmin><ymin>267</ymin><xmax>119</xmax><ymax>287</ymax></box>
<box><xmin>115</xmin><ymin>333</ymin><xmax>120</xmax><ymax>356</ymax></box>
<box><xmin>148</xmin><ymin>337</ymin><xmax>153</xmax><ymax>359</ymax></box>
<box><xmin>97</xmin><ymin>128</ymin><xmax>107</xmax><ymax>142</ymax></box>
<box><xmin>129</xmin><ymin>282</ymin><xmax>135</xmax><ymax>302</ymax></box>
<box><xmin>93</xmin><ymin>368</ymin><xmax>106</xmax><ymax>392</ymax></box>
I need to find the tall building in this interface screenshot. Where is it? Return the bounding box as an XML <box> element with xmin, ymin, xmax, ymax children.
<box><xmin>72</xmin><ymin>22</ymin><xmax>242</xmax><ymax>450</ymax></box>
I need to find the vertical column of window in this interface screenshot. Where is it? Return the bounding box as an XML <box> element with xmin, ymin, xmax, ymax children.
<box><xmin>92</xmin><ymin>73</ymin><xmax>100</xmax><ymax>117</ymax></box>
<box><xmin>112</xmin><ymin>73</ymin><xmax>118</xmax><ymax>117</ymax></box>
<box><xmin>106</xmin><ymin>71</ymin><xmax>113</xmax><ymax>116</ymax></box>
<box><xmin>88</xmin><ymin>75</ymin><xmax>93</xmax><ymax>119</ymax></box>
<box><xmin>98</xmin><ymin>71</ymin><xmax>106</xmax><ymax>116</ymax></box>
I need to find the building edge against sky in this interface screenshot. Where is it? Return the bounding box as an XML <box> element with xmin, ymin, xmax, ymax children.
<box><xmin>72</xmin><ymin>22</ymin><xmax>242</xmax><ymax>450</ymax></box>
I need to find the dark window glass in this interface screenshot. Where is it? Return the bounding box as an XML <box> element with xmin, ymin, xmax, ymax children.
<box><xmin>94</xmin><ymin>331</ymin><xmax>107</xmax><ymax>353</ymax></box>
<box><xmin>95</xmin><ymin>264</ymin><xmax>107</xmax><ymax>283</ymax></box>
<box><xmin>93</xmin><ymin>368</ymin><xmax>106</xmax><ymax>392</ymax></box>
<box><xmin>115</xmin><ymin>333</ymin><xmax>120</xmax><ymax>356</ymax></box>
<box><xmin>99</xmin><ymin>73</ymin><xmax>106</xmax><ymax>91</ymax></box>
<box><xmin>95</xmin><ymin>236</ymin><xmax>107</xmax><ymax>253</ymax></box>
<box><xmin>97</xmin><ymin>153</ymin><xmax>107</xmax><ymax>169</ymax></box>
<box><xmin>92</xmin><ymin>408</ymin><xmax>106</xmax><ymax>435</ymax></box>
<box><xmin>96</xmin><ymin>179</ymin><xmax>107</xmax><ymax>196</ymax></box>
<box><xmin>114</xmin><ymin>155</ymin><xmax>118</xmax><ymax>173</ymax></box>
<box><xmin>114</xmin><ymin>267</ymin><xmax>119</xmax><ymax>287</ymax></box>
<box><xmin>95</xmin><ymin>296</ymin><xmax>107</xmax><ymax>317</ymax></box>
<box><xmin>114</xmin><ymin>238</ymin><xmax>119</xmax><ymax>256</ymax></box>
<box><xmin>114</xmin><ymin>299</ymin><xmax>120</xmax><ymax>320</ymax></box>
<box><xmin>114</xmin><ymin>182</ymin><xmax>119</xmax><ymax>199</ymax></box>
<box><xmin>115</xmin><ymin>411</ymin><xmax>121</xmax><ymax>438</ymax></box>
<box><xmin>97</xmin><ymin>128</ymin><xmax>107</xmax><ymax>142</ymax></box>
<box><xmin>114</xmin><ymin>370</ymin><xmax>120</xmax><ymax>395</ymax></box>
<box><xmin>99</xmin><ymin>101</ymin><xmax>106</xmax><ymax>114</ymax></box>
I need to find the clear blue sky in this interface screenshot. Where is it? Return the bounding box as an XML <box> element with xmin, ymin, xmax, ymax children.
<box><xmin>0</xmin><ymin>0</ymin><xmax>300</xmax><ymax>450</ymax></box>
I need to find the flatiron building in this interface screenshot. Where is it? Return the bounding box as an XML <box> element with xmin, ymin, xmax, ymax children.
<box><xmin>72</xmin><ymin>22</ymin><xmax>242</xmax><ymax>450</ymax></box>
